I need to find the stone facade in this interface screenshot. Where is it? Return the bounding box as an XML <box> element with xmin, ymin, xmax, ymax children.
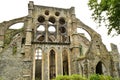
<box><xmin>0</xmin><ymin>1</ymin><xmax>120</xmax><ymax>80</ymax></box>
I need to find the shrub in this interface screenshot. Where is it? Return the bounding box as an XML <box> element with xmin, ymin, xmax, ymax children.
<box><xmin>99</xmin><ymin>75</ymin><xmax>112</xmax><ymax>80</ymax></box>
<box><xmin>53</xmin><ymin>75</ymin><xmax>70</xmax><ymax>80</ymax></box>
<box><xmin>112</xmin><ymin>77</ymin><xmax>120</xmax><ymax>80</ymax></box>
<box><xmin>89</xmin><ymin>74</ymin><xmax>100</xmax><ymax>80</ymax></box>
<box><xmin>89</xmin><ymin>74</ymin><xmax>113</xmax><ymax>80</ymax></box>
<box><xmin>53</xmin><ymin>74</ymin><xmax>120</xmax><ymax>80</ymax></box>
<box><xmin>53</xmin><ymin>74</ymin><xmax>87</xmax><ymax>80</ymax></box>
<box><xmin>71</xmin><ymin>74</ymin><xmax>87</xmax><ymax>80</ymax></box>
<box><xmin>0</xmin><ymin>77</ymin><xmax>2</xmax><ymax>80</ymax></box>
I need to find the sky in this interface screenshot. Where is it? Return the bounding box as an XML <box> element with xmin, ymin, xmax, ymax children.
<box><xmin>0</xmin><ymin>0</ymin><xmax>120</xmax><ymax>53</ymax></box>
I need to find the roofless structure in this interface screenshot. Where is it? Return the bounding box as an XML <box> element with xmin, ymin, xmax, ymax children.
<box><xmin>0</xmin><ymin>1</ymin><xmax>120</xmax><ymax>80</ymax></box>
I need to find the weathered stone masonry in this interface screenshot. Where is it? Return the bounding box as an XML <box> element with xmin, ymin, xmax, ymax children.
<box><xmin>0</xmin><ymin>1</ymin><xmax>120</xmax><ymax>80</ymax></box>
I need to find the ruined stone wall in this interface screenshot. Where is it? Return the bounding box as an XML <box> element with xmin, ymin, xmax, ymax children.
<box><xmin>0</xmin><ymin>48</ymin><xmax>23</xmax><ymax>80</ymax></box>
<box><xmin>0</xmin><ymin>33</ymin><xmax>24</xmax><ymax>80</ymax></box>
<box><xmin>110</xmin><ymin>43</ymin><xmax>120</xmax><ymax>77</ymax></box>
<box><xmin>0</xmin><ymin>1</ymin><xmax>120</xmax><ymax>80</ymax></box>
<box><xmin>0</xmin><ymin>32</ymin><xmax>33</xmax><ymax>80</ymax></box>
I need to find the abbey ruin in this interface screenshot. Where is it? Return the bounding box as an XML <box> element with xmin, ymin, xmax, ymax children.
<box><xmin>0</xmin><ymin>1</ymin><xmax>120</xmax><ymax>80</ymax></box>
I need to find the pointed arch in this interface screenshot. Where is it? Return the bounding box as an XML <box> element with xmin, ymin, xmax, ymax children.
<box><xmin>62</xmin><ymin>49</ymin><xmax>69</xmax><ymax>75</ymax></box>
<box><xmin>95</xmin><ymin>60</ymin><xmax>108</xmax><ymax>74</ymax></box>
<box><xmin>35</xmin><ymin>47</ymin><xmax>42</xmax><ymax>60</ymax></box>
<box><xmin>49</xmin><ymin>49</ymin><xmax>56</xmax><ymax>79</ymax></box>
<box><xmin>96</xmin><ymin>61</ymin><xmax>107</xmax><ymax>75</ymax></box>
<box><xmin>35</xmin><ymin>47</ymin><xmax>42</xmax><ymax>80</ymax></box>
<box><xmin>96</xmin><ymin>61</ymin><xmax>103</xmax><ymax>74</ymax></box>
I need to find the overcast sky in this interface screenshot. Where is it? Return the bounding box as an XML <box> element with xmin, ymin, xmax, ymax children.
<box><xmin>0</xmin><ymin>0</ymin><xmax>120</xmax><ymax>53</ymax></box>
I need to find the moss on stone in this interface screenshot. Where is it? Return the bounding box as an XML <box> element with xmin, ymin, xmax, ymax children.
<box><xmin>4</xmin><ymin>28</ymin><xmax>23</xmax><ymax>48</ymax></box>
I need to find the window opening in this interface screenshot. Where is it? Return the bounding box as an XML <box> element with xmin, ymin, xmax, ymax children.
<box><xmin>55</xmin><ymin>12</ymin><xmax>60</xmax><ymax>16</ymax></box>
<box><xmin>35</xmin><ymin>48</ymin><xmax>42</xmax><ymax>80</ymax></box>
<box><xmin>49</xmin><ymin>50</ymin><xmax>56</xmax><ymax>79</ymax></box>
<box><xmin>35</xmin><ymin>48</ymin><xmax>42</xmax><ymax>59</ymax></box>
<box><xmin>62</xmin><ymin>50</ymin><xmax>69</xmax><ymax>75</ymax></box>
<box><xmin>9</xmin><ymin>23</ymin><xmax>24</xmax><ymax>29</ymax></box>
<box><xmin>45</xmin><ymin>10</ymin><xmax>49</xmax><ymax>15</ymax></box>
<box><xmin>38</xmin><ymin>16</ymin><xmax>45</xmax><ymax>23</ymax></box>
<box><xmin>59</xmin><ymin>26</ymin><xmax>66</xmax><ymax>34</ymax></box>
<box><xmin>49</xmin><ymin>17</ymin><xmax>56</xmax><ymax>24</ymax></box>
<box><xmin>48</xmin><ymin>26</ymin><xmax>56</xmax><ymax>33</ymax></box>
<box><xmin>59</xmin><ymin>17</ymin><xmax>65</xmax><ymax>25</ymax></box>
<box><xmin>21</xmin><ymin>38</ymin><xmax>25</xmax><ymax>44</ymax></box>
<box><xmin>96</xmin><ymin>61</ymin><xmax>103</xmax><ymax>75</ymax></box>
<box><xmin>77</xmin><ymin>28</ymin><xmax>91</xmax><ymax>41</ymax></box>
<box><xmin>37</xmin><ymin>25</ymin><xmax>45</xmax><ymax>32</ymax></box>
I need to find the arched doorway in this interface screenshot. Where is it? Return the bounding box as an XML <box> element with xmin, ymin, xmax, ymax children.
<box><xmin>49</xmin><ymin>50</ymin><xmax>56</xmax><ymax>79</ymax></box>
<box><xmin>35</xmin><ymin>48</ymin><xmax>42</xmax><ymax>80</ymax></box>
<box><xmin>96</xmin><ymin>61</ymin><xmax>103</xmax><ymax>74</ymax></box>
<box><xmin>62</xmin><ymin>50</ymin><xmax>69</xmax><ymax>75</ymax></box>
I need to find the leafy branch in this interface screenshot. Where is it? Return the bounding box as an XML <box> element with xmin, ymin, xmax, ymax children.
<box><xmin>88</xmin><ymin>0</ymin><xmax>120</xmax><ymax>35</ymax></box>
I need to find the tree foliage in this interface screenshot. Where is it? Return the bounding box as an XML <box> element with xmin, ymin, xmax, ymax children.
<box><xmin>88</xmin><ymin>0</ymin><xmax>120</xmax><ymax>35</ymax></box>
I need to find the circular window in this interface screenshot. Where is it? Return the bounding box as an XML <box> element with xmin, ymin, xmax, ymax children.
<box><xmin>38</xmin><ymin>16</ymin><xmax>45</xmax><ymax>23</ymax></box>
<box><xmin>48</xmin><ymin>26</ymin><xmax>56</xmax><ymax>33</ymax></box>
<box><xmin>59</xmin><ymin>17</ymin><xmax>65</xmax><ymax>25</ymax></box>
<box><xmin>37</xmin><ymin>25</ymin><xmax>45</xmax><ymax>32</ymax></box>
<box><xmin>49</xmin><ymin>17</ymin><xmax>56</xmax><ymax>24</ymax></box>
<box><xmin>59</xmin><ymin>26</ymin><xmax>66</xmax><ymax>33</ymax></box>
<box><xmin>45</xmin><ymin>10</ymin><xmax>49</xmax><ymax>15</ymax></box>
<box><xmin>55</xmin><ymin>12</ymin><xmax>60</xmax><ymax>16</ymax></box>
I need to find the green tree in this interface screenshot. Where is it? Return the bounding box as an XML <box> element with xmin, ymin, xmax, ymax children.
<box><xmin>88</xmin><ymin>0</ymin><xmax>120</xmax><ymax>35</ymax></box>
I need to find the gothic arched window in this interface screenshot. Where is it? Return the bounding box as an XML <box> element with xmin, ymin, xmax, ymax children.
<box><xmin>35</xmin><ymin>48</ymin><xmax>42</xmax><ymax>59</ymax></box>
<box><xmin>49</xmin><ymin>50</ymin><xmax>56</xmax><ymax>79</ymax></box>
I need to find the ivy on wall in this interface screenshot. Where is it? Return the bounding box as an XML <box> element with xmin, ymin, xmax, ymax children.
<box><xmin>12</xmin><ymin>42</ymin><xmax>17</xmax><ymax>55</ymax></box>
<box><xmin>4</xmin><ymin>28</ymin><xmax>23</xmax><ymax>48</ymax></box>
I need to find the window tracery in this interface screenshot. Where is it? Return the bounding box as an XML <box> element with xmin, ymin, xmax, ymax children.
<box><xmin>35</xmin><ymin>48</ymin><xmax>42</xmax><ymax>59</ymax></box>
